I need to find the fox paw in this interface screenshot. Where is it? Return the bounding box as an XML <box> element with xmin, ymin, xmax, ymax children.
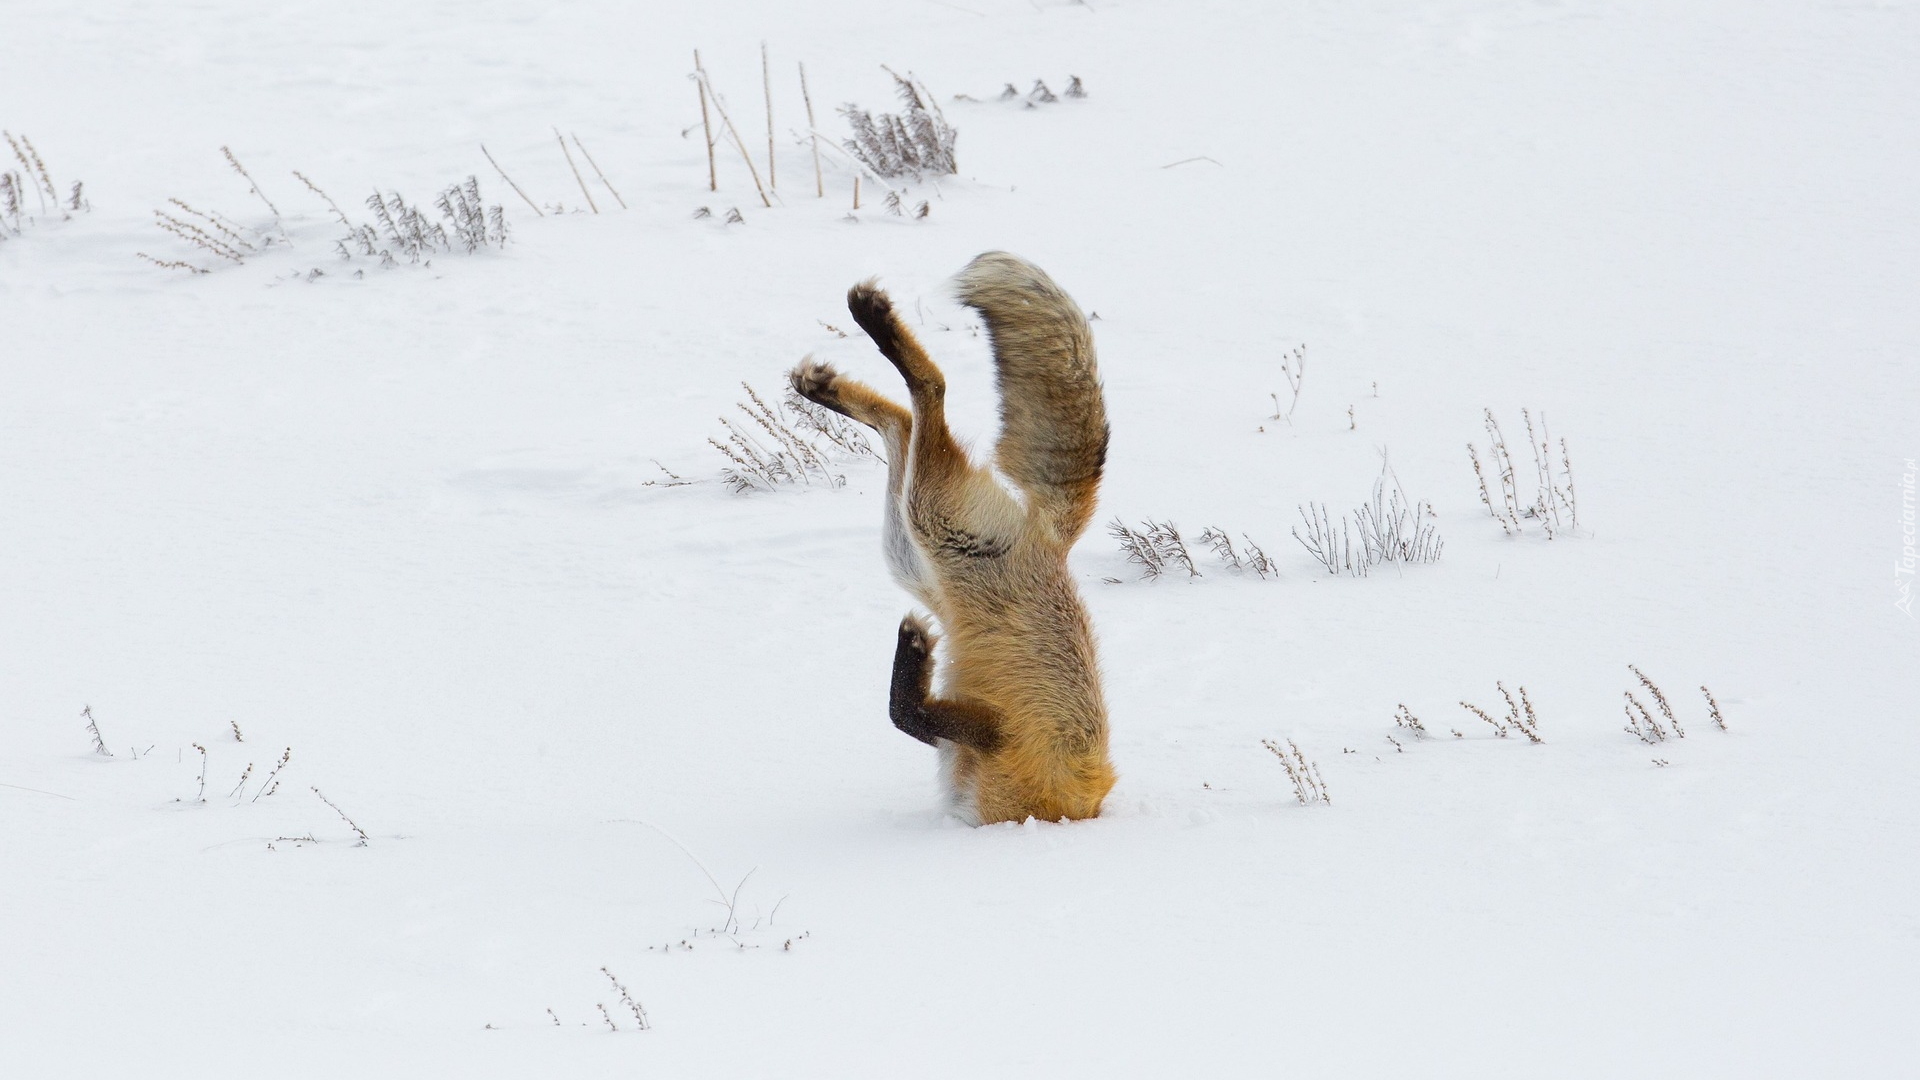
<box><xmin>846</xmin><ymin>280</ymin><xmax>907</xmax><ymax>363</ymax></box>
<box><xmin>897</xmin><ymin>613</ymin><xmax>935</xmax><ymax>657</ymax></box>
<box><xmin>789</xmin><ymin>358</ymin><xmax>850</xmax><ymax>415</ymax></box>
<box><xmin>847</xmin><ymin>279</ymin><xmax>895</xmax><ymax>328</ymax></box>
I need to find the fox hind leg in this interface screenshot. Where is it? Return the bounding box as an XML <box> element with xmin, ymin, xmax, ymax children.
<box><xmin>845</xmin><ymin>283</ymin><xmax>1021</xmax><ymax>565</ymax></box>
<box><xmin>789</xmin><ymin>358</ymin><xmax>932</xmax><ymax>596</ymax></box>
<box><xmin>790</xmin><ymin>357</ymin><xmax>910</xmax><ymax>442</ymax></box>
<box><xmin>846</xmin><ymin>281</ymin><xmax>943</xmax><ymax>392</ymax></box>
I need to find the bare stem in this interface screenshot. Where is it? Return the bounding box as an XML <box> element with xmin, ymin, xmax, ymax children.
<box><xmin>555</xmin><ymin>128</ymin><xmax>598</xmax><ymax>213</ymax></box>
<box><xmin>762</xmin><ymin>41</ymin><xmax>776</xmax><ymax>191</ymax></box>
<box><xmin>570</xmin><ymin>134</ymin><xmax>626</xmax><ymax>209</ymax></box>
<box><xmin>695</xmin><ymin>50</ymin><xmax>717</xmax><ymax>192</ymax></box>
<box><xmin>800</xmin><ymin>61</ymin><xmax>823</xmax><ymax>197</ymax></box>
<box><xmin>311</xmin><ymin>786</ymin><xmax>370</xmax><ymax>844</ymax></box>
<box><xmin>480</xmin><ymin>144</ymin><xmax>543</xmax><ymax>217</ymax></box>
<box><xmin>220</xmin><ymin>146</ymin><xmax>281</xmax><ymax>219</ymax></box>
<box><xmin>695</xmin><ymin>67</ymin><xmax>772</xmax><ymax>208</ymax></box>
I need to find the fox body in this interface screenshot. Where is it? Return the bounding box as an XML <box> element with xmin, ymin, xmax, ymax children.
<box><xmin>791</xmin><ymin>252</ymin><xmax>1115</xmax><ymax>824</ymax></box>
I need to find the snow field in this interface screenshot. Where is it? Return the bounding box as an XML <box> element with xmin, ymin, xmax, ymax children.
<box><xmin>3</xmin><ymin>0</ymin><xmax>1916</xmax><ymax>1075</ymax></box>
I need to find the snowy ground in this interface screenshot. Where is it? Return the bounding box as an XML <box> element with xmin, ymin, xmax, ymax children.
<box><xmin>3</xmin><ymin>0</ymin><xmax>1916</xmax><ymax>1075</ymax></box>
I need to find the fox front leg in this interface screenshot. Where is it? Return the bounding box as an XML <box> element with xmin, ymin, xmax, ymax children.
<box><xmin>889</xmin><ymin>615</ymin><xmax>1001</xmax><ymax>753</ymax></box>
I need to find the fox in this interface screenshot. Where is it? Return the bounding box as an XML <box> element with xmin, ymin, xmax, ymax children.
<box><xmin>789</xmin><ymin>252</ymin><xmax>1115</xmax><ymax>825</ymax></box>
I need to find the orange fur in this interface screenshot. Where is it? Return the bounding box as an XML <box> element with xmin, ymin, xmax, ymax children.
<box><xmin>791</xmin><ymin>253</ymin><xmax>1113</xmax><ymax>824</ymax></box>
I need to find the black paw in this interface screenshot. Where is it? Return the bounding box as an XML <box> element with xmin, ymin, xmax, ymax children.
<box><xmin>897</xmin><ymin>613</ymin><xmax>933</xmax><ymax>656</ymax></box>
<box><xmin>847</xmin><ymin>280</ymin><xmax>905</xmax><ymax>362</ymax></box>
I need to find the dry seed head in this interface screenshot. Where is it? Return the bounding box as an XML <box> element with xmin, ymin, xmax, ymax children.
<box><xmin>1624</xmin><ymin>691</ymin><xmax>1665</xmax><ymax>743</ymax></box>
<box><xmin>1629</xmin><ymin>665</ymin><xmax>1676</xmax><ymax>721</ymax></box>
<box><xmin>1701</xmin><ymin>685</ymin><xmax>1727</xmax><ymax>731</ymax></box>
<box><xmin>1461</xmin><ymin>700</ymin><xmax>1505</xmax><ymax>736</ymax></box>
<box><xmin>1516</xmin><ymin>685</ymin><xmax>1544</xmax><ymax>743</ymax></box>
<box><xmin>220</xmin><ymin>145</ymin><xmax>281</xmax><ymax>218</ymax></box>
<box><xmin>81</xmin><ymin>705</ymin><xmax>112</xmax><ymax>756</ymax></box>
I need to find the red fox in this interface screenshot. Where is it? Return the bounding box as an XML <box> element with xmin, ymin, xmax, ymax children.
<box><xmin>790</xmin><ymin>252</ymin><xmax>1114</xmax><ymax>824</ymax></box>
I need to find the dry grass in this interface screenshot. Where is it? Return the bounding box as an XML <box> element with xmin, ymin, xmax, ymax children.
<box><xmin>1623</xmin><ymin>690</ymin><xmax>1668</xmax><ymax>744</ymax></box>
<box><xmin>600</xmin><ymin>968</ymin><xmax>651</xmax><ymax>1031</ymax></box>
<box><xmin>1293</xmin><ymin>455</ymin><xmax>1443</xmax><ymax>577</ymax></box>
<box><xmin>1458</xmin><ymin>682</ymin><xmax>1543</xmax><ymax>743</ymax></box>
<box><xmin>1197</xmin><ymin>526</ymin><xmax>1277</xmax><ymax>579</ymax></box>
<box><xmin>1621</xmin><ymin>667</ymin><xmax>1727</xmax><ymax>742</ymax></box>
<box><xmin>709</xmin><ymin>381</ymin><xmax>880</xmax><ymax>493</ymax></box>
<box><xmin>1111</xmin><ymin>519</ymin><xmax>1277</xmax><ymax>582</ymax></box>
<box><xmin>1107</xmin><ymin>518</ymin><xmax>1200</xmax><ymax>580</ymax></box>
<box><xmin>189</xmin><ymin>743</ymin><xmax>209</xmax><ymax>802</ymax></box>
<box><xmin>1460</xmin><ymin>699</ymin><xmax>1505</xmax><ymax>737</ymax></box>
<box><xmin>1261</xmin><ymin>738</ymin><xmax>1331</xmax><ymax>805</ymax></box>
<box><xmin>152</xmin><ymin>197</ymin><xmax>257</xmax><ymax>264</ymax></box>
<box><xmin>1629</xmin><ymin>664</ymin><xmax>1683</xmax><ymax>737</ymax></box>
<box><xmin>1702</xmin><ymin>685</ymin><xmax>1728</xmax><ymax>731</ymax></box>
<box><xmin>220</xmin><ymin>146</ymin><xmax>281</xmax><ymax>222</ymax></box>
<box><xmin>310</xmin><ymin>786</ymin><xmax>370</xmax><ymax>845</ymax></box>
<box><xmin>81</xmin><ymin>705</ymin><xmax>111</xmax><ymax>757</ymax></box>
<box><xmin>1269</xmin><ymin>344</ymin><xmax>1306</xmax><ymax>424</ymax></box>
<box><xmin>840</xmin><ymin>69</ymin><xmax>957</xmax><ymax>180</ymax></box>
<box><xmin>138</xmin><ymin>150</ymin><xmax>501</xmax><ymax>275</ymax></box>
<box><xmin>336</xmin><ymin>177</ymin><xmax>508</xmax><ymax>264</ymax></box>
<box><xmin>882</xmin><ymin>189</ymin><xmax>930</xmax><ymax>219</ymax></box>
<box><xmin>959</xmin><ymin>75</ymin><xmax>1087</xmax><ymax>108</ymax></box>
<box><xmin>1470</xmin><ymin>407</ymin><xmax>1579</xmax><ymax>537</ymax></box>
<box><xmin>1</xmin><ymin>171</ymin><xmax>27</xmax><ymax>236</ymax></box>
<box><xmin>3</xmin><ymin>130</ymin><xmax>81</xmax><ymax>235</ymax></box>
<box><xmin>251</xmin><ymin>747</ymin><xmax>292</xmax><ymax>802</ymax></box>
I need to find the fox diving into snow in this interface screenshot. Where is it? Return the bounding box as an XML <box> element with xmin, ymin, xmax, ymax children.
<box><xmin>790</xmin><ymin>252</ymin><xmax>1115</xmax><ymax>825</ymax></box>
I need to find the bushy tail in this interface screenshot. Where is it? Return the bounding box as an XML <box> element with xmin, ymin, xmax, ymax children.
<box><xmin>953</xmin><ymin>252</ymin><xmax>1109</xmax><ymax>544</ymax></box>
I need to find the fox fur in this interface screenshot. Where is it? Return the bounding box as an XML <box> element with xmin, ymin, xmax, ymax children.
<box><xmin>790</xmin><ymin>252</ymin><xmax>1114</xmax><ymax>825</ymax></box>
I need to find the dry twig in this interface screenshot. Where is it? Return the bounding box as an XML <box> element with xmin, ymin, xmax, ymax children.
<box><xmin>480</xmin><ymin>144</ymin><xmax>543</xmax><ymax>217</ymax></box>
<box><xmin>555</xmin><ymin>129</ymin><xmax>598</xmax><ymax>213</ymax></box>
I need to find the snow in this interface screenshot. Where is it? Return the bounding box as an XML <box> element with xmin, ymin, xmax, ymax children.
<box><xmin>3</xmin><ymin>0</ymin><xmax>1916</xmax><ymax>1075</ymax></box>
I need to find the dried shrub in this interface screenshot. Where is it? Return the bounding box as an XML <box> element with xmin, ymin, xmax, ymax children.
<box><xmin>1458</xmin><ymin>683</ymin><xmax>1543</xmax><ymax>743</ymax></box>
<box><xmin>840</xmin><ymin>69</ymin><xmax>956</xmax><ymax>181</ymax></box>
<box><xmin>1701</xmin><ymin>685</ymin><xmax>1728</xmax><ymax>731</ymax></box>
<box><xmin>1261</xmin><ymin>738</ymin><xmax>1331</xmax><ymax>805</ymax></box>
<box><xmin>1196</xmin><ymin>526</ymin><xmax>1277</xmax><ymax>579</ymax></box>
<box><xmin>3</xmin><ymin>130</ymin><xmax>74</xmax><ymax>229</ymax></box>
<box><xmin>1623</xmin><ymin>691</ymin><xmax>1669</xmax><ymax>744</ymax></box>
<box><xmin>1269</xmin><ymin>344</ymin><xmax>1306</xmax><ymax>423</ymax></box>
<box><xmin>1108</xmin><ymin>519</ymin><xmax>1203</xmax><ymax>580</ymax></box>
<box><xmin>1293</xmin><ymin>457</ymin><xmax>1443</xmax><ymax>577</ymax></box>
<box><xmin>81</xmin><ymin>705</ymin><xmax>111</xmax><ymax>757</ymax></box>
<box><xmin>709</xmin><ymin>382</ymin><xmax>880</xmax><ymax>493</ymax></box>
<box><xmin>1629</xmin><ymin>665</ymin><xmax>1683</xmax><ymax>737</ymax></box>
<box><xmin>600</xmin><ymin>968</ymin><xmax>651</xmax><ymax>1031</ymax></box>
<box><xmin>1470</xmin><ymin>407</ymin><xmax>1578</xmax><ymax>537</ymax></box>
<box><xmin>336</xmin><ymin>176</ymin><xmax>507</xmax><ymax>264</ymax></box>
